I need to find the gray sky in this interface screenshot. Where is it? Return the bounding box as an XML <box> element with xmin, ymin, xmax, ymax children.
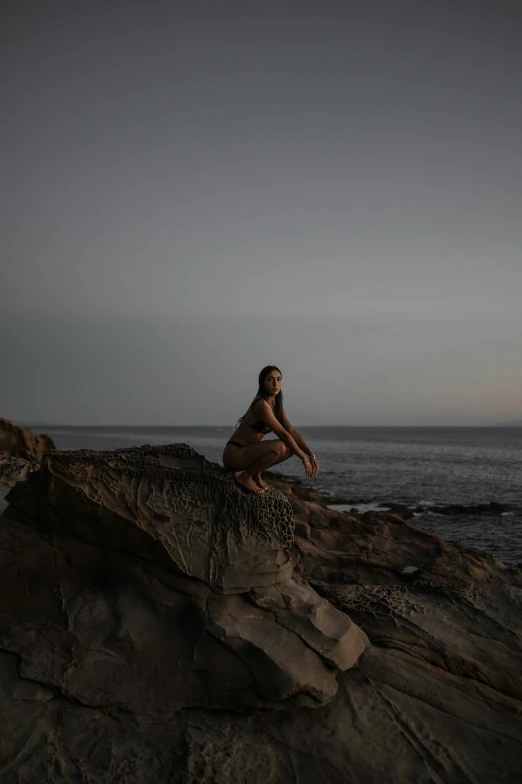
<box><xmin>1</xmin><ymin>0</ymin><xmax>521</xmax><ymax>425</ymax></box>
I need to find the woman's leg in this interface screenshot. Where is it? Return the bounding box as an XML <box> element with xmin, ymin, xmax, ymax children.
<box><xmin>263</xmin><ymin>448</ymin><xmax>293</xmax><ymax>472</ymax></box>
<box><xmin>248</xmin><ymin>442</ymin><xmax>292</xmax><ymax>490</ymax></box>
<box><xmin>251</xmin><ymin>446</ymin><xmax>293</xmax><ymax>489</ymax></box>
<box><xmin>222</xmin><ymin>441</ymin><xmax>291</xmax><ymax>493</ymax></box>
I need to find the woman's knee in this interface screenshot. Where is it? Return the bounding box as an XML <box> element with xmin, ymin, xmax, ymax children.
<box><xmin>274</xmin><ymin>440</ymin><xmax>291</xmax><ymax>459</ymax></box>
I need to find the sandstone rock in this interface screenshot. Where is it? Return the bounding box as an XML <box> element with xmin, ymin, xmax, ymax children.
<box><xmin>0</xmin><ymin>444</ymin><xmax>368</xmax><ymax>727</ymax></box>
<box><xmin>9</xmin><ymin>444</ymin><xmax>296</xmax><ymax>594</ymax></box>
<box><xmin>207</xmin><ymin>592</ymin><xmax>340</xmax><ymax>704</ymax></box>
<box><xmin>0</xmin><ymin>650</ymin><xmax>184</xmax><ymax>782</ymax></box>
<box><xmin>0</xmin><ymin>456</ymin><xmax>35</xmax><ymax>485</ymax></box>
<box><xmin>250</xmin><ymin>577</ymin><xmax>368</xmax><ymax>671</ymax></box>
<box><xmin>0</xmin><ymin>456</ymin><xmax>36</xmax><ymax>514</ymax></box>
<box><xmin>293</xmin><ymin>502</ymin><xmax>519</xmax><ymax>587</ymax></box>
<box><xmin>181</xmin><ymin>646</ymin><xmax>522</xmax><ymax>784</ymax></box>
<box><xmin>0</xmin><ymin>417</ymin><xmax>56</xmax><ymax>461</ymax></box>
<box><xmin>316</xmin><ymin>580</ymin><xmax>522</xmax><ymax>701</ymax></box>
<box><xmin>418</xmin><ymin>500</ymin><xmax>516</xmax><ymax>516</ymax></box>
<box><xmin>0</xmin><ymin>442</ymin><xmax>521</xmax><ymax>783</ymax></box>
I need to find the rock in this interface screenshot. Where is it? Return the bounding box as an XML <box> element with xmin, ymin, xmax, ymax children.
<box><xmin>294</xmin><ymin>520</ymin><xmax>311</xmax><ymax>539</ymax></box>
<box><xmin>374</xmin><ymin>503</ymin><xmax>415</xmax><ymax>520</ymax></box>
<box><xmin>293</xmin><ymin>502</ymin><xmax>518</xmax><ymax>587</ymax></box>
<box><xmin>0</xmin><ymin>444</ymin><xmax>368</xmax><ymax>726</ymax></box>
<box><xmin>0</xmin><ymin>456</ymin><xmax>35</xmax><ymax>485</ymax></box>
<box><xmin>422</xmin><ymin>501</ymin><xmax>516</xmax><ymax>516</ymax></box>
<box><xmin>181</xmin><ymin>644</ymin><xmax>522</xmax><ymax>784</ymax></box>
<box><xmin>0</xmin><ymin>456</ymin><xmax>36</xmax><ymax>514</ymax></box>
<box><xmin>316</xmin><ymin>580</ymin><xmax>522</xmax><ymax>702</ymax></box>
<box><xmin>0</xmin><ymin>442</ymin><xmax>521</xmax><ymax>782</ymax></box>
<box><xmin>0</xmin><ymin>650</ymin><xmax>184</xmax><ymax>782</ymax></box>
<box><xmin>0</xmin><ymin>417</ymin><xmax>57</xmax><ymax>461</ymax></box>
<box><xmin>323</xmin><ymin>495</ymin><xmax>369</xmax><ymax>505</ymax></box>
<box><xmin>9</xmin><ymin>444</ymin><xmax>297</xmax><ymax>594</ymax></box>
<box><xmin>249</xmin><ymin>578</ymin><xmax>368</xmax><ymax>671</ymax></box>
<box><xmin>207</xmin><ymin>592</ymin><xmax>340</xmax><ymax>704</ymax></box>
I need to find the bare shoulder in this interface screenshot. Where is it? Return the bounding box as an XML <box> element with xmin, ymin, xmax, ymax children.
<box><xmin>253</xmin><ymin>396</ymin><xmax>269</xmax><ymax>414</ymax></box>
<box><xmin>257</xmin><ymin>398</ymin><xmax>274</xmax><ymax>415</ymax></box>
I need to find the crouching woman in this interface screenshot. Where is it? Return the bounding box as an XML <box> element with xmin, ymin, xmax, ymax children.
<box><xmin>222</xmin><ymin>365</ymin><xmax>319</xmax><ymax>494</ymax></box>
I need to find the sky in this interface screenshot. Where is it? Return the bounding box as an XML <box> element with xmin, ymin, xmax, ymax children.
<box><xmin>1</xmin><ymin>0</ymin><xmax>521</xmax><ymax>426</ymax></box>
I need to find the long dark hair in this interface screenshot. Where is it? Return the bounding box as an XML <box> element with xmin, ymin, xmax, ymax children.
<box><xmin>237</xmin><ymin>366</ymin><xmax>284</xmax><ymax>426</ymax></box>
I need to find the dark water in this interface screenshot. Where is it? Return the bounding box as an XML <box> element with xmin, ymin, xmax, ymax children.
<box><xmin>30</xmin><ymin>424</ymin><xmax>522</xmax><ymax>564</ymax></box>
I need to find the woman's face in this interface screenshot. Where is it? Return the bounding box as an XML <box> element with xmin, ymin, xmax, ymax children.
<box><xmin>264</xmin><ymin>370</ymin><xmax>282</xmax><ymax>397</ymax></box>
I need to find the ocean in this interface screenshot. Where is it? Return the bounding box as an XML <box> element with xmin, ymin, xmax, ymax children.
<box><xmin>29</xmin><ymin>424</ymin><xmax>522</xmax><ymax>565</ymax></box>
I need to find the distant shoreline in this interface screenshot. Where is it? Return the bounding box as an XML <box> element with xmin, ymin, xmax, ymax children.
<box><xmin>19</xmin><ymin>422</ymin><xmax>522</xmax><ymax>429</ymax></box>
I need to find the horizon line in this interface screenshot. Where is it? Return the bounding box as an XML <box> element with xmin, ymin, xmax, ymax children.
<box><xmin>14</xmin><ymin>421</ymin><xmax>522</xmax><ymax>429</ymax></box>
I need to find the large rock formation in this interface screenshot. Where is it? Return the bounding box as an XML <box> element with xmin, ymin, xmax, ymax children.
<box><xmin>0</xmin><ymin>418</ymin><xmax>55</xmax><ymax>514</ymax></box>
<box><xmin>0</xmin><ymin>445</ymin><xmax>368</xmax><ymax>721</ymax></box>
<box><xmin>0</xmin><ymin>445</ymin><xmax>521</xmax><ymax>783</ymax></box>
<box><xmin>0</xmin><ymin>417</ymin><xmax>56</xmax><ymax>462</ymax></box>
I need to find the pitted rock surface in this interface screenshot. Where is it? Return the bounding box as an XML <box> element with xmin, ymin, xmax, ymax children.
<box><xmin>45</xmin><ymin>441</ymin><xmax>206</xmax><ymax>466</ymax></box>
<box><xmin>314</xmin><ymin>580</ymin><xmax>522</xmax><ymax>702</ymax></box>
<box><xmin>317</xmin><ymin>582</ymin><xmax>432</xmax><ymax>619</ymax></box>
<box><xmin>42</xmin><ymin>442</ymin><xmax>295</xmax><ymax>549</ymax></box>
<box><xmin>0</xmin><ymin>456</ymin><xmax>36</xmax><ymax>484</ymax></box>
<box><xmin>22</xmin><ymin>445</ymin><xmax>296</xmax><ymax>590</ymax></box>
<box><xmin>0</xmin><ymin>456</ymin><xmax>37</xmax><ymax>514</ymax></box>
<box><xmin>0</xmin><ymin>443</ymin><xmax>368</xmax><ymax>740</ymax></box>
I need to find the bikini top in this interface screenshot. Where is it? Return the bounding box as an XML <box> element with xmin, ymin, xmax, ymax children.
<box><xmin>242</xmin><ymin>417</ymin><xmax>272</xmax><ymax>435</ymax></box>
<box><xmin>239</xmin><ymin>399</ymin><xmax>273</xmax><ymax>435</ymax></box>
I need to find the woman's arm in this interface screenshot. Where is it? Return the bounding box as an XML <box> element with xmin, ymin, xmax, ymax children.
<box><xmin>258</xmin><ymin>402</ymin><xmax>308</xmax><ymax>460</ymax></box>
<box><xmin>280</xmin><ymin>408</ymin><xmax>319</xmax><ymax>476</ymax></box>
<box><xmin>292</xmin><ymin>430</ymin><xmax>313</xmax><ymax>456</ymax></box>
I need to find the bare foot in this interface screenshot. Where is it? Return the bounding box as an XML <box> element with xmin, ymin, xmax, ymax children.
<box><xmin>234</xmin><ymin>473</ymin><xmax>265</xmax><ymax>494</ymax></box>
<box><xmin>253</xmin><ymin>474</ymin><xmax>269</xmax><ymax>491</ymax></box>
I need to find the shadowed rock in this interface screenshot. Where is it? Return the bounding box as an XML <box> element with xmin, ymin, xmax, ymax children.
<box><xmin>0</xmin><ymin>444</ymin><xmax>368</xmax><ymax>725</ymax></box>
<box><xmin>0</xmin><ymin>442</ymin><xmax>521</xmax><ymax>783</ymax></box>
<box><xmin>0</xmin><ymin>417</ymin><xmax>56</xmax><ymax>461</ymax></box>
<box><xmin>12</xmin><ymin>444</ymin><xmax>296</xmax><ymax>593</ymax></box>
<box><xmin>0</xmin><ymin>456</ymin><xmax>36</xmax><ymax>515</ymax></box>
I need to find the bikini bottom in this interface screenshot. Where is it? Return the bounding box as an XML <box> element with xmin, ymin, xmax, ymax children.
<box><xmin>226</xmin><ymin>440</ymin><xmax>244</xmax><ymax>448</ymax></box>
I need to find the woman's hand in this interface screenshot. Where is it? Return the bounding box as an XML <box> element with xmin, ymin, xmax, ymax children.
<box><xmin>301</xmin><ymin>456</ymin><xmax>313</xmax><ymax>479</ymax></box>
<box><xmin>310</xmin><ymin>455</ymin><xmax>320</xmax><ymax>477</ymax></box>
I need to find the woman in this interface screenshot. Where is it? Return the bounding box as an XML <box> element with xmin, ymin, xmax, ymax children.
<box><xmin>222</xmin><ymin>365</ymin><xmax>319</xmax><ymax>494</ymax></box>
